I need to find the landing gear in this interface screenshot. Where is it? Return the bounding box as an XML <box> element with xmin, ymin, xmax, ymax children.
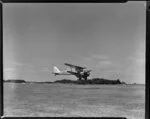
<box><xmin>78</xmin><ymin>77</ymin><xmax>82</xmax><ymax>80</ymax></box>
<box><xmin>84</xmin><ymin>76</ymin><xmax>87</xmax><ymax>80</ymax></box>
<box><xmin>78</xmin><ymin>76</ymin><xmax>88</xmax><ymax>81</ymax></box>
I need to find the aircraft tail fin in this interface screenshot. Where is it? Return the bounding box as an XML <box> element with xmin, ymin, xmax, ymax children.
<box><xmin>52</xmin><ymin>66</ymin><xmax>71</xmax><ymax>76</ymax></box>
<box><xmin>53</xmin><ymin>66</ymin><xmax>61</xmax><ymax>73</ymax></box>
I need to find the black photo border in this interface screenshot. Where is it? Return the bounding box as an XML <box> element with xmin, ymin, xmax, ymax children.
<box><xmin>0</xmin><ymin>1</ymin><xmax>149</xmax><ymax>119</ymax></box>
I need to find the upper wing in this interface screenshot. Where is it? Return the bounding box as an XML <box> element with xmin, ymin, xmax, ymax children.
<box><xmin>64</xmin><ymin>63</ymin><xmax>86</xmax><ymax>69</ymax></box>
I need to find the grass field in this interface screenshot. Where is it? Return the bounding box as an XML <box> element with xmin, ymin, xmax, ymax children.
<box><xmin>4</xmin><ymin>83</ymin><xmax>145</xmax><ymax>118</ymax></box>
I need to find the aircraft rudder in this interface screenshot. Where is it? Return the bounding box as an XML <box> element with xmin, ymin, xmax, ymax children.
<box><xmin>53</xmin><ymin>66</ymin><xmax>61</xmax><ymax>73</ymax></box>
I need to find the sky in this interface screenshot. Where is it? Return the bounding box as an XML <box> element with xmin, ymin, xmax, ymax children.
<box><xmin>3</xmin><ymin>2</ymin><xmax>146</xmax><ymax>84</ymax></box>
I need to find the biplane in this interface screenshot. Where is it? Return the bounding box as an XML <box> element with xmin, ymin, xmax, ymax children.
<box><xmin>52</xmin><ymin>63</ymin><xmax>92</xmax><ymax>80</ymax></box>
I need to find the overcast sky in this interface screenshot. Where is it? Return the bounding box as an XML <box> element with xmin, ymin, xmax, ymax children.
<box><xmin>3</xmin><ymin>2</ymin><xmax>145</xmax><ymax>84</ymax></box>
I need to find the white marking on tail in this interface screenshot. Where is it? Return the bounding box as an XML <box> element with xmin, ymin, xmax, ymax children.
<box><xmin>53</xmin><ymin>66</ymin><xmax>61</xmax><ymax>73</ymax></box>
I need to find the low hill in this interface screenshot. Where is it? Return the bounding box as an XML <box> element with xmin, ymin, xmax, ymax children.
<box><xmin>54</xmin><ymin>78</ymin><xmax>126</xmax><ymax>85</ymax></box>
<box><xmin>4</xmin><ymin>79</ymin><xmax>26</xmax><ymax>83</ymax></box>
<box><xmin>3</xmin><ymin>78</ymin><xmax>126</xmax><ymax>85</ymax></box>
